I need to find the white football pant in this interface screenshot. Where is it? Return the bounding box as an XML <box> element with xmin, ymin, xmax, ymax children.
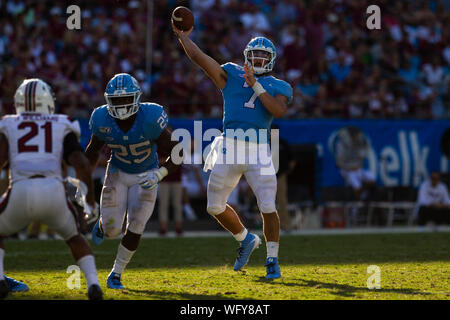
<box><xmin>0</xmin><ymin>177</ymin><xmax>79</xmax><ymax>240</ymax></box>
<box><xmin>100</xmin><ymin>164</ymin><xmax>157</xmax><ymax>238</ymax></box>
<box><xmin>205</xmin><ymin>137</ymin><xmax>277</xmax><ymax>215</ymax></box>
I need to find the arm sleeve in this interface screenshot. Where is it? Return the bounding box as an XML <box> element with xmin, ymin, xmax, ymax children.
<box><xmin>148</xmin><ymin>105</ymin><xmax>169</xmax><ymax>140</ymax></box>
<box><xmin>89</xmin><ymin>108</ymin><xmax>99</xmax><ymax>136</ymax></box>
<box><xmin>63</xmin><ymin>132</ymin><xmax>84</xmax><ymax>163</ymax></box>
<box><xmin>221</xmin><ymin>62</ymin><xmax>238</xmax><ymax>91</ymax></box>
<box><xmin>276</xmin><ymin>81</ymin><xmax>294</xmax><ymax>105</ymax></box>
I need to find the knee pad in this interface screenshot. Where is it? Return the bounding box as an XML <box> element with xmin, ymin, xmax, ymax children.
<box><xmin>127</xmin><ymin>218</ymin><xmax>146</xmax><ymax>235</ymax></box>
<box><xmin>206</xmin><ymin>203</ymin><xmax>226</xmax><ymax>216</ymax></box>
<box><xmin>258</xmin><ymin>200</ymin><xmax>277</xmax><ymax>214</ymax></box>
<box><xmin>104</xmin><ymin>227</ymin><xmax>122</xmax><ymax>239</ymax></box>
<box><xmin>255</xmin><ymin>175</ymin><xmax>277</xmax><ymax>213</ymax></box>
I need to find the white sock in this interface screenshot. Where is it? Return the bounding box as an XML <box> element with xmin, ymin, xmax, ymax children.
<box><xmin>77</xmin><ymin>255</ymin><xmax>99</xmax><ymax>287</ymax></box>
<box><xmin>233</xmin><ymin>228</ymin><xmax>248</xmax><ymax>242</ymax></box>
<box><xmin>111</xmin><ymin>243</ymin><xmax>135</xmax><ymax>275</ymax></box>
<box><xmin>267</xmin><ymin>241</ymin><xmax>279</xmax><ymax>258</ymax></box>
<box><xmin>0</xmin><ymin>248</ymin><xmax>4</xmax><ymax>280</ymax></box>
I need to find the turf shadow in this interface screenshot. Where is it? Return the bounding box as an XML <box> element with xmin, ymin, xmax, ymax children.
<box><xmin>123</xmin><ymin>288</ymin><xmax>236</xmax><ymax>300</ymax></box>
<box><xmin>253</xmin><ymin>278</ymin><xmax>431</xmax><ymax>298</ymax></box>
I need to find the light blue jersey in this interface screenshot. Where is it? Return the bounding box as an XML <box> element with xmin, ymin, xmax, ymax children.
<box><xmin>89</xmin><ymin>102</ymin><xmax>168</xmax><ymax>174</ymax></box>
<box><xmin>221</xmin><ymin>62</ymin><xmax>293</xmax><ymax>142</ymax></box>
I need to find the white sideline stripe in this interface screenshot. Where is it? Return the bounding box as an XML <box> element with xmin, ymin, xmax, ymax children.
<box><xmin>6</xmin><ymin>251</ymin><xmax>112</xmax><ymax>257</ymax></box>
<box><xmin>6</xmin><ymin>226</ymin><xmax>450</xmax><ymax>245</ymax></box>
<box><xmin>139</xmin><ymin>226</ymin><xmax>450</xmax><ymax>238</ymax></box>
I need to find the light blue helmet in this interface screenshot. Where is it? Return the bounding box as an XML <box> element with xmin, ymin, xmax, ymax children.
<box><xmin>243</xmin><ymin>37</ymin><xmax>277</xmax><ymax>75</ymax></box>
<box><xmin>104</xmin><ymin>73</ymin><xmax>142</xmax><ymax>120</ymax></box>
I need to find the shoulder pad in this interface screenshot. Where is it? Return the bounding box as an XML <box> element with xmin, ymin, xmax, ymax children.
<box><xmin>221</xmin><ymin>62</ymin><xmax>243</xmax><ymax>74</ymax></box>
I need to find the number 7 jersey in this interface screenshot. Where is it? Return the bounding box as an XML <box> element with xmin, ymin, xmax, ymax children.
<box><xmin>221</xmin><ymin>62</ymin><xmax>293</xmax><ymax>137</ymax></box>
<box><xmin>0</xmin><ymin>113</ymin><xmax>81</xmax><ymax>183</ymax></box>
<box><xmin>89</xmin><ymin>103</ymin><xmax>168</xmax><ymax>174</ymax></box>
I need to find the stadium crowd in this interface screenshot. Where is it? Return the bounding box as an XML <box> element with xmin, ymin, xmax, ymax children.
<box><xmin>0</xmin><ymin>0</ymin><xmax>449</xmax><ymax>119</ymax></box>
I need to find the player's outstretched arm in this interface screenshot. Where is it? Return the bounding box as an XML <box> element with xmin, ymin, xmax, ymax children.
<box><xmin>84</xmin><ymin>134</ymin><xmax>105</xmax><ymax>171</ymax></box>
<box><xmin>0</xmin><ymin>133</ymin><xmax>8</xmax><ymax>169</ymax></box>
<box><xmin>244</xmin><ymin>63</ymin><xmax>288</xmax><ymax>118</ymax></box>
<box><xmin>172</xmin><ymin>22</ymin><xmax>227</xmax><ymax>89</ymax></box>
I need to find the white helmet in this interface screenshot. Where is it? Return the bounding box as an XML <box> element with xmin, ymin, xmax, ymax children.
<box><xmin>14</xmin><ymin>79</ymin><xmax>55</xmax><ymax>114</ymax></box>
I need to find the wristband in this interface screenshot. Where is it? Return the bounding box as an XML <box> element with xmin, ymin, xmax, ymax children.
<box><xmin>252</xmin><ymin>81</ymin><xmax>266</xmax><ymax>96</ymax></box>
<box><xmin>157</xmin><ymin>166</ymin><xmax>169</xmax><ymax>180</ymax></box>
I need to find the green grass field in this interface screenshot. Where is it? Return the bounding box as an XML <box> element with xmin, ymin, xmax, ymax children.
<box><xmin>2</xmin><ymin>232</ymin><xmax>449</xmax><ymax>300</ymax></box>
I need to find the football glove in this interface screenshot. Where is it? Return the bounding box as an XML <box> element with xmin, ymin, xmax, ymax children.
<box><xmin>66</xmin><ymin>177</ymin><xmax>99</xmax><ymax>224</ymax></box>
<box><xmin>84</xmin><ymin>202</ymin><xmax>100</xmax><ymax>224</ymax></box>
<box><xmin>137</xmin><ymin>167</ymin><xmax>168</xmax><ymax>190</ymax></box>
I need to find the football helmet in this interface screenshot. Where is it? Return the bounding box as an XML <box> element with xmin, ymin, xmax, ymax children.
<box><xmin>243</xmin><ymin>37</ymin><xmax>277</xmax><ymax>75</ymax></box>
<box><xmin>14</xmin><ymin>79</ymin><xmax>55</xmax><ymax>114</ymax></box>
<box><xmin>104</xmin><ymin>73</ymin><xmax>142</xmax><ymax>120</ymax></box>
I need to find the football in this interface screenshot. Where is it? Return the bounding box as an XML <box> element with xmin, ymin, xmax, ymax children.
<box><xmin>171</xmin><ymin>6</ymin><xmax>194</xmax><ymax>31</ymax></box>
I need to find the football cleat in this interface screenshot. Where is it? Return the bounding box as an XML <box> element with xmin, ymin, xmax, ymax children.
<box><xmin>88</xmin><ymin>284</ymin><xmax>103</xmax><ymax>300</ymax></box>
<box><xmin>91</xmin><ymin>219</ymin><xmax>105</xmax><ymax>246</ymax></box>
<box><xmin>265</xmin><ymin>257</ymin><xmax>281</xmax><ymax>279</ymax></box>
<box><xmin>5</xmin><ymin>276</ymin><xmax>29</xmax><ymax>292</ymax></box>
<box><xmin>0</xmin><ymin>279</ymin><xmax>9</xmax><ymax>299</ymax></box>
<box><xmin>107</xmin><ymin>272</ymin><xmax>124</xmax><ymax>289</ymax></box>
<box><xmin>233</xmin><ymin>233</ymin><xmax>261</xmax><ymax>271</ymax></box>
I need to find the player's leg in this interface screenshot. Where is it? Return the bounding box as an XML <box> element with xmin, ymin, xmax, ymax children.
<box><xmin>0</xmin><ymin>184</ymin><xmax>31</xmax><ymax>297</ymax></box>
<box><xmin>207</xmin><ymin>163</ymin><xmax>261</xmax><ymax>271</ymax></box>
<box><xmin>276</xmin><ymin>173</ymin><xmax>291</xmax><ymax>231</ymax></box>
<box><xmin>181</xmin><ymin>175</ymin><xmax>198</xmax><ymax>221</ymax></box>
<box><xmin>172</xmin><ymin>182</ymin><xmax>184</xmax><ymax>235</ymax></box>
<box><xmin>157</xmin><ymin>182</ymin><xmax>169</xmax><ymax>235</ymax></box>
<box><xmin>40</xmin><ymin>178</ymin><xmax>102</xmax><ymax>300</ymax></box>
<box><xmin>107</xmin><ymin>182</ymin><xmax>157</xmax><ymax>289</ymax></box>
<box><xmin>244</xmin><ymin>165</ymin><xmax>281</xmax><ymax>279</ymax></box>
<box><xmin>93</xmin><ymin>168</ymin><xmax>128</xmax><ymax>245</ymax></box>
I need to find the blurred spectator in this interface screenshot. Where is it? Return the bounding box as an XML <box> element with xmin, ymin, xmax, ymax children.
<box><xmin>0</xmin><ymin>0</ymin><xmax>448</xmax><ymax>120</ymax></box>
<box><xmin>416</xmin><ymin>172</ymin><xmax>450</xmax><ymax>226</ymax></box>
<box><xmin>157</xmin><ymin>148</ymin><xmax>184</xmax><ymax>236</ymax></box>
<box><xmin>181</xmin><ymin>140</ymin><xmax>206</xmax><ymax>221</ymax></box>
<box><xmin>272</xmin><ymin>125</ymin><xmax>296</xmax><ymax>231</ymax></box>
<box><xmin>334</xmin><ymin>126</ymin><xmax>376</xmax><ymax>200</ymax></box>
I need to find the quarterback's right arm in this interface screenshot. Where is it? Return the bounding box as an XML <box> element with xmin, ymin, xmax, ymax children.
<box><xmin>172</xmin><ymin>22</ymin><xmax>227</xmax><ymax>89</ymax></box>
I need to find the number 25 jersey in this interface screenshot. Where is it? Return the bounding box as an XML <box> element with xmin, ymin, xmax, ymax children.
<box><xmin>0</xmin><ymin>113</ymin><xmax>81</xmax><ymax>183</ymax></box>
<box><xmin>89</xmin><ymin>103</ymin><xmax>168</xmax><ymax>174</ymax></box>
